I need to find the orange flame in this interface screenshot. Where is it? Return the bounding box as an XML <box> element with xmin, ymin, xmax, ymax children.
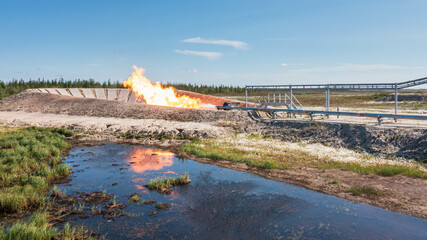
<box><xmin>122</xmin><ymin>66</ymin><xmax>201</xmax><ymax>108</ymax></box>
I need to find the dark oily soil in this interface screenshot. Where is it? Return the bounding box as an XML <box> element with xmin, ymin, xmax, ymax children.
<box><xmin>49</xmin><ymin>191</ymin><xmax>128</xmax><ymax>224</ymax></box>
<box><xmin>155</xmin><ymin>203</ymin><xmax>170</xmax><ymax>211</ymax></box>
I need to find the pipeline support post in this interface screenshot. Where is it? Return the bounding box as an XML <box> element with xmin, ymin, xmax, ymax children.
<box><xmin>378</xmin><ymin>116</ymin><xmax>383</xmax><ymax>126</ymax></box>
<box><xmin>325</xmin><ymin>85</ymin><xmax>330</xmax><ymax>118</ymax></box>
<box><xmin>394</xmin><ymin>82</ymin><xmax>398</xmax><ymax>122</ymax></box>
<box><xmin>290</xmin><ymin>85</ymin><xmax>293</xmax><ymax>109</ymax></box>
<box><xmin>245</xmin><ymin>87</ymin><xmax>248</xmax><ymax>107</ymax></box>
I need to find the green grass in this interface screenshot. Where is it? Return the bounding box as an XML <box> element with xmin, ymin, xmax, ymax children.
<box><xmin>349</xmin><ymin>185</ymin><xmax>387</xmax><ymax>197</ymax></box>
<box><xmin>180</xmin><ymin>142</ymin><xmax>282</xmax><ymax>170</ymax></box>
<box><xmin>0</xmin><ymin>127</ymin><xmax>105</xmax><ymax>239</ymax></box>
<box><xmin>180</xmin><ymin>138</ymin><xmax>427</xmax><ymax>179</ymax></box>
<box><xmin>0</xmin><ymin>211</ymin><xmax>98</xmax><ymax>240</ymax></box>
<box><xmin>319</xmin><ymin>161</ymin><xmax>427</xmax><ymax>179</ymax></box>
<box><xmin>147</xmin><ymin>173</ymin><xmax>191</xmax><ymax>193</ymax></box>
<box><xmin>129</xmin><ymin>194</ymin><xmax>140</xmax><ymax>203</ymax></box>
<box><xmin>329</xmin><ymin>179</ymin><xmax>341</xmax><ymax>184</ymax></box>
<box><xmin>0</xmin><ymin>211</ymin><xmax>57</xmax><ymax>240</ymax></box>
<box><xmin>0</xmin><ymin>127</ymin><xmax>72</xmax><ymax>213</ymax></box>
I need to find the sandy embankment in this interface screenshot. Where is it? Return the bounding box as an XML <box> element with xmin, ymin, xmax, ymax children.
<box><xmin>0</xmin><ymin>111</ymin><xmax>227</xmax><ymax>142</ymax></box>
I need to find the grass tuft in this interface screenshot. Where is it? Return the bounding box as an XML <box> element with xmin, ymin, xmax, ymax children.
<box><xmin>147</xmin><ymin>173</ymin><xmax>191</xmax><ymax>193</ymax></box>
<box><xmin>329</xmin><ymin>179</ymin><xmax>341</xmax><ymax>184</ymax></box>
<box><xmin>129</xmin><ymin>193</ymin><xmax>141</xmax><ymax>203</ymax></box>
<box><xmin>349</xmin><ymin>185</ymin><xmax>387</xmax><ymax>197</ymax></box>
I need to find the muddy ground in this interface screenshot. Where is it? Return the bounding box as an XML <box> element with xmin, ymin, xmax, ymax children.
<box><xmin>0</xmin><ymin>90</ymin><xmax>426</xmax><ymax>219</ymax></box>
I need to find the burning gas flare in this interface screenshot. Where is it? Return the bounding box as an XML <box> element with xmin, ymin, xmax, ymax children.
<box><xmin>122</xmin><ymin>66</ymin><xmax>201</xmax><ymax>108</ymax></box>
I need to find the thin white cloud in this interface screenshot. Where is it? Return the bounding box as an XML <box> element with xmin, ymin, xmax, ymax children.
<box><xmin>35</xmin><ymin>66</ymin><xmax>59</xmax><ymax>71</ymax></box>
<box><xmin>174</xmin><ymin>49</ymin><xmax>222</xmax><ymax>60</ymax></box>
<box><xmin>187</xmin><ymin>68</ymin><xmax>198</xmax><ymax>73</ymax></box>
<box><xmin>182</xmin><ymin>37</ymin><xmax>248</xmax><ymax>50</ymax></box>
<box><xmin>281</xmin><ymin>63</ymin><xmax>288</xmax><ymax>67</ymax></box>
<box><xmin>181</xmin><ymin>68</ymin><xmax>198</xmax><ymax>74</ymax></box>
<box><xmin>87</xmin><ymin>63</ymin><xmax>102</xmax><ymax>67</ymax></box>
<box><xmin>294</xmin><ymin>63</ymin><xmax>424</xmax><ymax>72</ymax></box>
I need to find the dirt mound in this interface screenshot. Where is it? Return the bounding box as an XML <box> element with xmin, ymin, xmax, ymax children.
<box><xmin>0</xmin><ymin>91</ymin><xmax>253</xmax><ymax>124</ymax></box>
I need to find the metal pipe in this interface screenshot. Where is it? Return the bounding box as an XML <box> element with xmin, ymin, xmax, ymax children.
<box><xmin>217</xmin><ymin>106</ymin><xmax>427</xmax><ymax>121</ymax></box>
<box><xmin>245</xmin><ymin>87</ymin><xmax>248</xmax><ymax>107</ymax></box>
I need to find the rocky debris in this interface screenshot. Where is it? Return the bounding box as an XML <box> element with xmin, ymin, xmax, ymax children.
<box><xmin>255</xmin><ymin>120</ymin><xmax>427</xmax><ymax>160</ymax></box>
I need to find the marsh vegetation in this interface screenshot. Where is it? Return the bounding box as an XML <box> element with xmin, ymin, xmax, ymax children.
<box><xmin>0</xmin><ymin>127</ymin><xmax>72</xmax><ymax>213</ymax></box>
<box><xmin>0</xmin><ymin>127</ymin><xmax>107</xmax><ymax>239</ymax></box>
<box><xmin>0</xmin><ymin>211</ymin><xmax>98</xmax><ymax>240</ymax></box>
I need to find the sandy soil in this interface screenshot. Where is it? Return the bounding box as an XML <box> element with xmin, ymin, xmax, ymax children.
<box><xmin>0</xmin><ymin>111</ymin><xmax>227</xmax><ymax>139</ymax></box>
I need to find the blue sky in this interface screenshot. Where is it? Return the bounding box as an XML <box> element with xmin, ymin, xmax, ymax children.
<box><xmin>1</xmin><ymin>0</ymin><xmax>426</xmax><ymax>86</ymax></box>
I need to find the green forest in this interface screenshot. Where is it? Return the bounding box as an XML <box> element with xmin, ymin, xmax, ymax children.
<box><xmin>0</xmin><ymin>79</ymin><xmax>245</xmax><ymax>100</ymax></box>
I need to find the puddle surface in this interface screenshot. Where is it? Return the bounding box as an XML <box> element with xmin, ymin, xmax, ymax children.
<box><xmin>60</xmin><ymin>143</ymin><xmax>427</xmax><ymax>239</ymax></box>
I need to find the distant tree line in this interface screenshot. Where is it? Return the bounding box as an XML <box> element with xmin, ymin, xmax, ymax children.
<box><xmin>163</xmin><ymin>83</ymin><xmax>245</xmax><ymax>95</ymax></box>
<box><xmin>0</xmin><ymin>79</ymin><xmax>245</xmax><ymax>100</ymax></box>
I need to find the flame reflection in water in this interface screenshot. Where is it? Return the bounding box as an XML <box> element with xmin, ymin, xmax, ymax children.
<box><xmin>128</xmin><ymin>148</ymin><xmax>174</xmax><ymax>173</ymax></box>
